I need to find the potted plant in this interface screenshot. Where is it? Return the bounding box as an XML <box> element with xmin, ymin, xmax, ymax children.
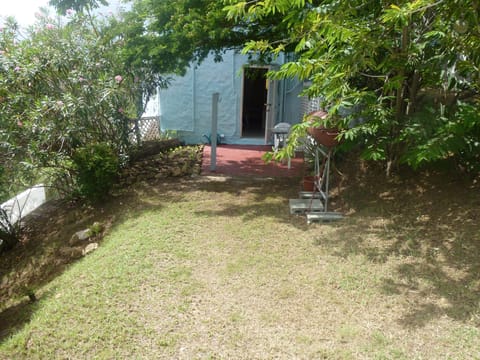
<box><xmin>305</xmin><ymin>110</ymin><xmax>342</xmax><ymax>148</ymax></box>
<box><xmin>302</xmin><ymin>174</ymin><xmax>316</xmax><ymax>192</ymax></box>
<box><xmin>262</xmin><ymin>108</ymin><xmax>343</xmax><ymax>177</ymax></box>
<box><xmin>299</xmin><ymin>109</ymin><xmax>344</xmax><ymax>192</ymax></box>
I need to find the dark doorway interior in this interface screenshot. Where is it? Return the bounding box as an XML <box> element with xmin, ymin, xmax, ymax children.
<box><xmin>242</xmin><ymin>68</ymin><xmax>268</xmax><ymax>137</ymax></box>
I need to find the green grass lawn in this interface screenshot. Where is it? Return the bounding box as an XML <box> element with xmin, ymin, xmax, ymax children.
<box><xmin>1</xmin><ymin>170</ymin><xmax>479</xmax><ymax>359</ymax></box>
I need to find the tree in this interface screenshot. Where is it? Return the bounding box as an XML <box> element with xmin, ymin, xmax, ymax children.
<box><xmin>113</xmin><ymin>0</ymin><xmax>295</xmax><ymax>76</ymax></box>
<box><xmin>49</xmin><ymin>0</ymin><xmax>108</xmax><ymax>13</ymax></box>
<box><xmin>226</xmin><ymin>0</ymin><xmax>480</xmax><ymax>174</ymax></box>
<box><xmin>61</xmin><ymin>0</ymin><xmax>479</xmax><ymax>174</ymax></box>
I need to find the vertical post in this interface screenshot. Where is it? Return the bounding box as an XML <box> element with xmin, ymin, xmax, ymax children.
<box><xmin>134</xmin><ymin>119</ymin><xmax>142</xmax><ymax>145</ymax></box>
<box><xmin>324</xmin><ymin>150</ymin><xmax>331</xmax><ymax>212</ymax></box>
<box><xmin>210</xmin><ymin>92</ymin><xmax>219</xmax><ymax>172</ymax></box>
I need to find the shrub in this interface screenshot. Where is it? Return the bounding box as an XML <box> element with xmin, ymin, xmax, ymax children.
<box><xmin>0</xmin><ymin>207</ymin><xmax>20</xmax><ymax>253</ymax></box>
<box><xmin>72</xmin><ymin>143</ymin><xmax>119</xmax><ymax>202</ymax></box>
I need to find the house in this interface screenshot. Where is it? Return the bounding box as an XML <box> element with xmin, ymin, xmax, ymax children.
<box><xmin>153</xmin><ymin>50</ymin><xmax>315</xmax><ymax>145</ymax></box>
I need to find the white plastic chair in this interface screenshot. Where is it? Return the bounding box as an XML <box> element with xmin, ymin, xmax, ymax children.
<box><xmin>272</xmin><ymin>122</ymin><xmax>292</xmax><ymax>168</ymax></box>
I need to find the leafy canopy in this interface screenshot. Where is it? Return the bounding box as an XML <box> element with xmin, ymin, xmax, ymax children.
<box><xmin>55</xmin><ymin>0</ymin><xmax>479</xmax><ymax>173</ymax></box>
<box><xmin>227</xmin><ymin>0</ymin><xmax>480</xmax><ymax>173</ymax></box>
<box><xmin>114</xmin><ymin>0</ymin><xmax>297</xmax><ymax>75</ymax></box>
<box><xmin>49</xmin><ymin>0</ymin><xmax>109</xmax><ymax>13</ymax></box>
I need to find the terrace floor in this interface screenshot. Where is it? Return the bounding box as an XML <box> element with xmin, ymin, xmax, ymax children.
<box><xmin>201</xmin><ymin>145</ymin><xmax>304</xmax><ymax>177</ymax></box>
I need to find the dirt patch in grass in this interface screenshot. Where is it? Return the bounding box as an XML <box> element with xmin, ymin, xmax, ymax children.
<box><xmin>0</xmin><ymin>145</ymin><xmax>479</xmax><ymax>358</ymax></box>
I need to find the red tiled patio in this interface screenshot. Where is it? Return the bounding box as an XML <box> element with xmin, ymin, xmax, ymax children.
<box><xmin>201</xmin><ymin>145</ymin><xmax>304</xmax><ymax>177</ymax></box>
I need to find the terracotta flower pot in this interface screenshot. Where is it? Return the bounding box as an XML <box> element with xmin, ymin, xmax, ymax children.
<box><xmin>303</xmin><ymin>175</ymin><xmax>316</xmax><ymax>192</ymax></box>
<box><xmin>306</xmin><ymin>110</ymin><xmax>341</xmax><ymax>148</ymax></box>
<box><xmin>307</xmin><ymin>126</ymin><xmax>341</xmax><ymax>148</ymax></box>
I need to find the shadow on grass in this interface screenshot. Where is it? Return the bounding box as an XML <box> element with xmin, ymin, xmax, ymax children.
<box><xmin>0</xmin><ymin>287</ymin><xmax>57</xmax><ymax>345</ymax></box>
<box><xmin>309</xmin><ymin>157</ymin><xmax>480</xmax><ymax>329</ymax></box>
<box><xmin>187</xmin><ymin>175</ymin><xmax>311</xmax><ymax>227</ymax></box>
<box><xmin>0</xmin><ymin>144</ymin><xmax>203</xmax><ymax>342</ymax></box>
<box><xmin>0</xmin><ymin>177</ymin><xmax>186</xmax><ymax>342</ymax></box>
<box><xmin>0</xmin><ymin>298</ymin><xmax>38</xmax><ymax>344</ymax></box>
<box><xmin>1</xmin><ymin>152</ymin><xmax>479</xmax><ymax>339</ymax></box>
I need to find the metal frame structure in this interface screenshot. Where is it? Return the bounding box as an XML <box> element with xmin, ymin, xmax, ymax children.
<box><xmin>289</xmin><ymin>141</ymin><xmax>343</xmax><ymax>223</ymax></box>
<box><xmin>306</xmin><ymin>146</ymin><xmax>343</xmax><ymax>223</ymax></box>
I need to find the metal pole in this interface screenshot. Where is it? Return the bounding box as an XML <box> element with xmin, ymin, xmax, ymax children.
<box><xmin>210</xmin><ymin>92</ymin><xmax>219</xmax><ymax>171</ymax></box>
<box><xmin>324</xmin><ymin>150</ymin><xmax>331</xmax><ymax>212</ymax></box>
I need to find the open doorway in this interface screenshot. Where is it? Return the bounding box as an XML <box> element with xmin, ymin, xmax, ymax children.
<box><xmin>242</xmin><ymin>67</ymin><xmax>268</xmax><ymax>138</ymax></box>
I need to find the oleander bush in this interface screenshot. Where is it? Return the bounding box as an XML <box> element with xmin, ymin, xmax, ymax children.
<box><xmin>0</xmin><ymin>8</ymin><xmax>164</xmax><ymax>202</ymax></box>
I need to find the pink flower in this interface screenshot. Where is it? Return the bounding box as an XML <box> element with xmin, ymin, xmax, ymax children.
<box><xmin>56</xmin><ymin>100</ymin><xmax>64</xmax><ymax>107</ymax></box>
<box><xmin>78</xmin><ymin>76</ymin><xmax>85</xmax><ymax>82</ymax></box>
<box><xmin>118</xmin><ymin>108</ymin><xmax>124</xmax><ymax>113</ymax></box>
<box><xmin>45</xmin><ymin>23</ymin><xmax>55</xmax><ymax>30</ymax></box>
<box><xmin>66</xmin><ymin>9</ymin><xmax>74</xmax><ymax>16</ymax></box>
<box><xmin>114</xmin><ymin>75</ymin><xmax>123</xmax><ymax>83</ymax></box>
<box><xmin>17</xmin><ymin>120</ymin><xmax>23</xmax><ymax>127</ymax></box>
<box><xmin>14</xmin><ymin>66</ymin><xmax>21</xmax><ymax>72</ymax></box>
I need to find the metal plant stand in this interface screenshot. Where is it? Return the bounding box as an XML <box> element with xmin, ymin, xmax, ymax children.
<box><xmin>305</xmin><ymin>146</ymin><xmax>343</xmax><ymax>223</ymax></box>
<box><xmin>289</xmin><ymin>143</ymin><xmax>343</xmax><ymax>223</ymax></box>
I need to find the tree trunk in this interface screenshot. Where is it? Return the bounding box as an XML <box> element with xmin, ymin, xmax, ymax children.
<box><xmin>387</xmin><ymin>25</ymin><xmax>410</xmax><ymax>176</ymax></box>
<box><xmin>407</xmin><ymin>70</ymin><xmax>421</xmax><ymax>115</ymax></box>
<box><xmin>394</xmin><ymin>25</ymin><xmax>409</xmax><ymax>123</ymax></box>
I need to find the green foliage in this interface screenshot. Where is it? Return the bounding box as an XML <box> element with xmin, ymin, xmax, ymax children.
<box><xmin>401</xmin><ymin>102</ymin><xmax>480</xmax><ymax>172</ymax></box>
<box><xmin>49</xmin><ymin>0</ymin><xmax>108</xmax><ymax>13</ymax></box>
<box><xmin>0</xmin><ymin>7</ymin><xmax>155</xmax><ymax>199</ymax></box>
<box><xmin>88</xmin><ymin>221</ymin><xmax>104</xmax><ymax>236</ymax></box>
<box><xmin>117</xmin><ymin>0</ymin><xmax>292</xmax><ymax>76</ymax></box>
<box><xmin>226</xmin><ymin>0</ymin><xmax>480</xmax><ymax>174</ymax></box>
<box><xmin>41</xmin><ymin>0</ymin><xmax>480</xmax><ymax>175</ymax></box>
<box><xmin>72</xmin><ymin>143</ymin><xmax>119</xmax><ymax>202</ymax></box>
<box><xmin>115</xmin><ymin>0</ymin><xmax>480</xmax><ymax>174</ymax></box>
<box><xmin>0</xmin><ymin>207</ymin><xmax>20</xmax><ymax>253</ymax></box>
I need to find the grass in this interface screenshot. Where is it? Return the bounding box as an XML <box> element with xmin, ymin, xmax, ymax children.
<box><xmin>1</xmin><ymin>155</ymin><xmax>480</xmax><ymax>358</ymax></box>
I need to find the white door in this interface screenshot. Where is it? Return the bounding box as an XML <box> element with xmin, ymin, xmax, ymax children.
<box><xmin>241</xmin><ymin>66</ymin><xmax>279</xmax><ymax>141</ymax></box>
<box><xmin>264</xmin><ymin>78</ymin><xmax>279</xmax><ymax>144</ymax></box>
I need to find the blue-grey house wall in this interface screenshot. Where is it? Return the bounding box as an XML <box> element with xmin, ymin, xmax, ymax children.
<box><xmin>159</xmin><ymin>50</ymin><xmax>304</xmax><ymax>145</ymax></box>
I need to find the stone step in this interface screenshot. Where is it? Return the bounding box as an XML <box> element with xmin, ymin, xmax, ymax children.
<box><xmin>289</xmin><ymin>198</ymin><xmax>324</xmax><ymax>214</ymax></box>
<box><xmin>298</xmin><ymin>191</ymin><xmax>322</xmax><ymax>199</ymax></box>
<box><xmin>306</xmin><ymin>212</ymin><xmax>343</xmax><ymax>223</ymax></box>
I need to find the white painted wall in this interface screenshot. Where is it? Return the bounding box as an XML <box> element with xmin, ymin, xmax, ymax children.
<box><xmin>159</xmin><ymin>50</ymin><xmax>304</xmax><ymax>145</ymax></box>
<box><xmin>1</xmin><ymin>185</ymin><xmax>46</xmax><ymax>225</ymax></box>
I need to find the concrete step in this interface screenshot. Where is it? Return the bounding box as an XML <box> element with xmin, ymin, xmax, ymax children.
<box><xmin>298</xmin><ymin>191</ymin><xmax>322</xmax><ymax>199</ymax></box>
<box><xmin>289</xmin><ymin>198</ymin><xmax>324</xmax><ymax>214</ymax></box>
<box><xmin>306</xmin><ymin>212</ymin><xmax>343</xmax><ymax>223</ymax></box>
